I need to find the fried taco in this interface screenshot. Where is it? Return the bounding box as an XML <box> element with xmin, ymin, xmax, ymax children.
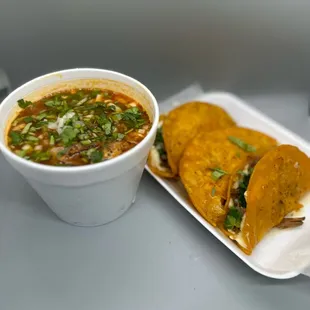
<box><xmin>223</xmin><ymin>145</ymin><xmax>310</xmax><ymax>255</ymax></box>
<box><xmin>148</xmin><ymin>115</ymin><xmax>175</xmax><ymax>178</ymax></box>
<box><xmin>149</xmin><ymin>102</ymin><xmax>236</xmax><ymax>178</ymax></box>
<box><xmin>179</xmin><ymin>127</ymin><xmax>277</xmax><ymax>227</ymax></box>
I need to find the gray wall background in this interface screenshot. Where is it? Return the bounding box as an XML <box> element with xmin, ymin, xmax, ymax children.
<box><xmin>1</xmin><ymin>0</ymin><xmax>310</xmax><ymax>100</ymax></box>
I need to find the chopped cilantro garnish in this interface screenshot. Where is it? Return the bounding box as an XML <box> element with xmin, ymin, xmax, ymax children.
<box><xmin>61</xmin><ymin>127</ymin><xmax>78</xmax><ymax>145</ymax></box>
<box><xmin>98</xmin><ymin>114</ymin><xmax>109</xmax><ymax>126</ymax></box>
<box><xmin>32</xmin><ymin>151</ymin><xmax>51</xmax><ymax>162</ymax></box>
<box><xmin>24</xmin><ymin>116</ymin><xmax>33</xmax><ymax>123</ymax></box>
<box><xmin>111</xmin><ymin>113</ymin><xmax>123</xmax><ymax>122</ymax></box>
<box><xmin>36</xmin><ymin>113</ymin><xmax>47</xmax><ymax>121</ymax></box>
<box><xmin>26</xmin><ymin>135</ymin><xmax>39</xmax><ymax>142</ymax></box>
<box><xmin>125</xmin><ymin>107</ymin><xmax>140</xmax><ymax>116</ymax></box>
<box><xmin>125</xmin><ymin>128</ymin><xmax>133</xmax><ymax>134</ymax></box>
<box><xmin>18</xmin><ymin>99</ymin><xmax>32</xmax><ymax>109</ymax></box>
<box><xmin>90</xmin><ymin>150</ymin><xmax>103</xmax><ymax>163</ymax></box>
<box><xmin>57</xmin><ymin>149</ymin><xmax>67</xmax><ymax>158</ymax></box>
<box><xmin>73</xmin><ymin>121</ymin><xmax>85</xmax><ymax>129</ymax></box>
<box><xmin>10</xmin><ymin>131</ymin><xmax>23</xmax><ymax>145</ymax></box>
<box><xmin>16</xmin><ymin>150</ymin><xmax>27</xmax><ymax>158</ymax></box>
<box><xmin>154</xmin><ymin>126</ymin><xmax>168</xmax><ymax>162</ymax></box>
<box><xmin>155</xmin><ymin>127</ymin><xmax>164</xmax><ymax>144</ymax></box>
<box><xmin>21</xmin><ymin>122</ymin><xmax>32</xmax><ymax>135</ymax></box>
<box><xmin>122</xmin><ymin>107</ymin><xmax>145</xmax><ymax>129</ymax></box>
<box><xmin>211</xmin><ymin>187</ymin><xmax>216</xmax><ymax>197</ymax></box>
<box><xmin>224</xmin><ymin>207</ymin><xmax>243</xmax><ymax>230</ymax></box>
<box><xmin>34</xmin><ymin>121</ymin><xmax>48</xmax><ymax>128</ymax></box>
<box><xmin>135</xmin><ymin>119</ymin><xmax>145</xmax><ymax>128</ymax></box>
<box><xmin>90</xmin><ymin>89</ymin><xmax>101</xmax><ymax>98</ymax></box>
<box><xmin>103</xmin><ymin>122</ymin><xmax>112</xmax><ymax>135</ymax></box>
<box><xmin>107</xmin><ymin>105</ymin><xmax>116</xmax><ymax>112</ymax></box>
<box><xmin>154</xmin><ymin>126</ymin><xmax>168</xmax><ymax>161</ymax></box>
<box><xmin>81</xmin><ymin>140</ymin><xmax>92</xmax><ymax>145</ymax></box>
<box><xmin>211</xmin><ymin>168</ymin><xmax>228</xmax><ymax>181</ymax></box>
<box><xmin>44</xmin><ymin>100</ymin><xmax>56</xmax><ymax>107</ymax></box>
<box><xmin>75</xmin><ymin>97</ymin><xmax>88</xmax><ymax>107</ymax></box>
<box><xmin>228</xmin><ymin>136</ymin><xmax>256</xmax><ymax>152</ymax></box>
<box><xmin>117</xmin><ymin>133</ymin><xmax>125</xmax><ymax>141</ymax></box>
<box><xmin>49</xmin><ymin>135</ymin><xmax>55</xmax><ymax>146</ymax></box>
<box><xmin>238</xmin><ymin>173</ymin><xmax>252</xmax><ymax>208</ymax></box>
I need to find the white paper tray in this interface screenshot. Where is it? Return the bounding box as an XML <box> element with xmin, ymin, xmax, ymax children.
<box><xmin>146</xmin><ymin>92</ymin><xmax>310</xmax><ymax>279</ymax></box>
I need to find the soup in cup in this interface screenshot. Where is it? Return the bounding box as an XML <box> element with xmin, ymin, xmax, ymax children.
<box><xmin>0</xmin><ymin>68</ymin><xmax>159</xmax><ymax>226</ymax></box>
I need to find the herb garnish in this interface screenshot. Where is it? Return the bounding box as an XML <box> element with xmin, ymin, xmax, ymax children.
<box><xmin>211</xmin><ymin>187</ymin><xmax>216</xmax><ymax>197</ymax></box>
<box><xmin>238</xmin><ymin>171</ymin><xmax>252</xmax><ymax>209</ymax></box>
<box><xmin>116</xmin><ymin>133</ymin><xmax>125</xmax><ymax>141</ymax></box>
<box><xmin>31</xmin><ymin>151</ymin><xmax>51</xmax><ymax>162</ymax></box>
<box><xmin>57</xmin><ymin>149</ymin><xmax>67</xmax><ymax>158</ymax></box>
<box><xmin>36</xmin><ymin>113</ymin><xmax>47</xmax><ymax>121</ymax></box>
<box><xmin>155</xmin><ymin>126</ymin><xmax>164</xmax><ymax>144</ymax></box>
<box><xmin>103</xmin><ymin>122</ymin><xmax>112</xmax><ymax>135</ymax></box>
<box><xmin>155</xmin><ymin>126</ymin><xmax>168</xmax><ymax>162</ymax></box>
<box><xmin>90</xmin><ymin>89</ymin><xmax>101</xmax><ymax>98</ymax></box>
<box><xmin>10</xmin><ymin>131</ymin><xmax>23</xmax><ymax>145</ymax></box>
<box><xmin>90</xmin><ymin>150</ymin><xmax>103</xmax><ymax>163</ymax></box>
<box><xmin>44</xmin><ymin>101</ymin><xmax>56</xmax><ymax>107</ymax></box>
<box><xmin>18</xmin><ymin>99</ymin><xmax>32</xmax><ymax>109</ymax></box>
<box><xmin>24</xmin><ymin>116</ymin><xmax>33</xmax><ymax>123</ymax></box>
<box><xmin>224</xmin><ymin>207</ymin><xmax>243</xmax><ymax>230</ymax></box>
<box><xmin>228</xmin><ymin>136</ymin><xmax>256</xmax><ymax>152</ymax></box>
<box><xmin>16</xmin><ymin>150</ymin><xmax>27</xmax><ymax>158</ymax></box>
<box><xmin>26</xmin><ymin>136</ymin><xmax>39</xmax><ymax>142</ymax></box>
<box><xmin>61</xmin><ymin>127</ymin><xmax>78</xmax><ymax>146</ymax></box>
<box><xmin>211</xmin><ymin>168</ymin><xmax>228</xmax><ymax>181</ymax></box>
<box><xmin>21</xmin><ymin>122</ymin><xmax>32</xmax><ymax>135</ymax></box>
<box><xmin>122</xmin><ymin>107</ymin><xmax>145</xmax><ymax>129</ymax></box>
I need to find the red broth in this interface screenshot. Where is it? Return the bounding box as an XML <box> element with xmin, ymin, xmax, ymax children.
<box><xmin>7</xmin><ymin>89</ymin><xmax>151</xmax><ymax>166</ymax></box>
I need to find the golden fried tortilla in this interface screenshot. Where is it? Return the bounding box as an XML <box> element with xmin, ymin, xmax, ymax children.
<box><xmin>235</xmin><ymin>145</ymin><xmax>310</xmax><ymax>255</ymax></box>
<box><xmin>179</xmin><ymin>127</ymin><xmax>277</xmax><ymax>227</ymax></box>
<box><xmin>163</xmin><ymin>102</ymin><xmax>236</xmax><ymax>177</ymax></box>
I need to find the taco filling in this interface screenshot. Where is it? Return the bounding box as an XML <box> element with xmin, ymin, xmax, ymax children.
<box><xmin>153</xmin><ymin>124</ymin><xmax>168</xmax><ymax>168</ymax></box>
<box><xmin>224</xmin><ymin>160</ymin><xmax>257</xmax><ymax>238</ymax></box>
<box><xmin>148</xmin><ymin>119</ymin><xmax>174</xmax><ymax>177</ymax></box>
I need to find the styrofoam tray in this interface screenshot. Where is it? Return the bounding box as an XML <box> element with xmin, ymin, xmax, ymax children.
<box><xmin>146</xmin><ymin>92</ymin><xmax>310</xmax><ymax>279</ymax></box>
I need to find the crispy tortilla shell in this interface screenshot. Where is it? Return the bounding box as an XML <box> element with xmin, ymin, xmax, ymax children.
<box><xmin>237</xmin><ymin>145</ymin><xmax>310</xmax><ymax>254</ymax></box>
<box><xmin>179</xmin><ymin>127</ymin><xmax>277</xmax><ymax>227</ymax></box>
<box><xmin>163</xmin><ymin>102</ymin><xmax>236</xmax><ymax>176</ymax></box>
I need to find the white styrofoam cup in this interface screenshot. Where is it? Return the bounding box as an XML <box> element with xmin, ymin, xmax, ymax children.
<box><xmin>0</xmin><ymin>68</ymin><xmax>159</xmax><ymax>226</ymax></box>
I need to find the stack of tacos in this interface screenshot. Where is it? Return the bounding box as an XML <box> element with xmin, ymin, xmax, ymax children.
<box><xmin>148</xmin><ymin>101</ymin><xmax>310</xmax><ymax>254</ymax></box>
<box><xmin>148</xmin><ymin>101</ymin><xmax>236</xmax><ymax>178</ymax></box>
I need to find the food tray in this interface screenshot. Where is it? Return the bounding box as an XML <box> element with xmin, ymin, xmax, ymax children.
<box><xmin>146</xmin><ymin>92</ymin><xmax>310</xmax><ymax>279</ymax></box>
